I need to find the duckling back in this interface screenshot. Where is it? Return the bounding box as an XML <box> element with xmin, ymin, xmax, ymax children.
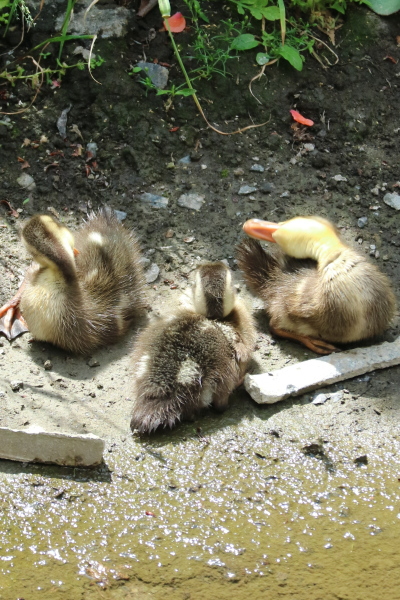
<box><xmin>74</xmin><ymin>209</ymin><xmax>147</xmax><ymax>340</ymax></box>
<box><xmin>237</xmin><ymin>236</ymin><xmax>396</xmax><ymax>345</ymax></box>
<box><xmin>20</xmin><ymin>209</ymin><xmax>146</xmax><ymax>354</ymax></box>
<box><xmin>130</xmin><ymin>263</ymin><xmax>256</xmax><ymax>433</ymax></box>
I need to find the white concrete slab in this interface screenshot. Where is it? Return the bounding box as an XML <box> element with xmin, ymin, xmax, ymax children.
<box><xmin>0</xmin><ymin>426</ymin><xmax>105</xmax><ymax>467</ymax></box>
<box><xmin>245</xmin><ymin>338</ymin><xmax>400</xmax><ymax>404</ymax></box>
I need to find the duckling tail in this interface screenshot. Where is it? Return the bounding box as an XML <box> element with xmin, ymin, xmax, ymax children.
<box><xmin>130</xmin><ymin>398</ymin><xmax>182</xmax><ymax>434</ymax></box>
<box><xmin>236</xmin><ymin>238</ymin><xmax>281</xmax><ymax>295</ymax></box>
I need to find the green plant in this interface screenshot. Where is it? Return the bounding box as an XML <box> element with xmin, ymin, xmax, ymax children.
<box><xmin>159</xmin><ymin>0</ymin><xmax>269</xmax><ymax>134</ymax></box>
<box><xmin>0</xmin><ymin>0</ymin><xmax>33</xmax><ymax>35</ymax></box>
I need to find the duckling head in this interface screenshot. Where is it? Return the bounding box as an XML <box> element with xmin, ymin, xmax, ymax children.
<box><xmin>243</xmin><ymin>216</ymin><xmax>344</xmax><ymax>262</ymax></box>
<box><xmin>192</xmin><ymin>262</ymin><xmax>236</xmax><ymax>319</ymax></box>
<box><xmin>22</xmin><ymin>215</ymin><xmax>78</xmax><ymax>281</ymax></box>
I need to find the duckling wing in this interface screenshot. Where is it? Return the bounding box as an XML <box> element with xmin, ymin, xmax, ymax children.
<box><xmin>73</xmin><ymin>209</ymin><xmax>146</xmax><ymax>338</ymax></box>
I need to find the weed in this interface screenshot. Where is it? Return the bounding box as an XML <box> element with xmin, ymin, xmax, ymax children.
<box><xmin>0</xmin><ymin>0</ymin><xmax>33</xmax><ymax>35</ymax></box>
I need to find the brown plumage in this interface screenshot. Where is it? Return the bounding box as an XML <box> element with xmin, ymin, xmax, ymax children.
<box><xmin>237</xmin><ymin>216</ymin><xmax>396</xmax><ymax>354</ymax></box>
<box><xmin>130</xmin><ymin>262</ymin><xmax>256</xmax><ymax>433</ymax></box>
<box><xmin>0</xmin><ymin>208</ymin><xmax>146</xmax><ymax>353</ymax></box>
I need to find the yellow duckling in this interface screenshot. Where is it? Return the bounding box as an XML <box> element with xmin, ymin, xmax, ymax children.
<box><xmin>130</xmin><ymin>262</ymin><xmax>256</xmax><ymax>433</ymax></box>
<box><xmin>237</xmin><ymin>216</ymin><xmax>396</xmax><ymax>354</ymax></box>
<box><xmin>0</xmin><ymin>209</ymin><xmax>146</xmax><ymax>354</ymax></box>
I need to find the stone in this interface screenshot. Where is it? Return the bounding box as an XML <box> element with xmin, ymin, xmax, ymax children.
<box><xmin>136</xmin><ymin>62</ymin><xmax>169</xmax><ymax>89</ymax></box>
<box><xmin>139</xmin><ymin>192</ymin><xmax>169</xmax><ymax>209</ymax></box>
<box><xmin>145</xmin><ymin>263</ymin><xmax>160</xmax><ymax>283</ymax></box>
<box><xmin>238</xmin><ymin>185</ymin><xmax>257</xmax><ymax>195</ymax></box>
<box><xmin>0</xmin><ymin>426</ymin><xmax>104</xmax><ymax>467</ymax></box>
<box><xmin>250</xmin><ymin>164</ymin><xmax>265</xmax><ymax>172</ymax></box>
<box><xmin>383</xmin><ymin>192</ymin><xmax>400</xmax><ymax>211</ymax></box>
<box><xmin>358</xmin><ymin>216</ymin><xmax>368</xmax><ymax>228</ymax></box>
<box><xmin>10</xmin><ymin>380</ymin><xmax>23</xmax><ymax>391</ymax></box>
<box><xmin>17</xmin><ymin>173</ymin><xmax>36</xmax><ymax>191</ymax></box>
<box><xmin>86</xmin><ymin>142</ymin><xmax>98</xmax><ymax>158</ymax></box>
<box><xmin>43</xmin><ymin>360</ymin><xmax>52</xmax><ymax>371</ymax></box>
<box><xmin>260</xmin><ymin>182</ymin><xmax>274</xmax><ymax>194</ymax></box>
<box><xmin>177</xmin><ymin>193</ymin><xmax>205</xmax><ymax>211</ymax></box>
<box><xmin>312</xmin><ymin>393</ymin><xmax>328</xmax><ymax>405</ymax></box>
<box><xmin>87</xmin><ymin>358</ymin><xmax>100</xmax><ymax>368</ymax></box>
<box><xmin>332</xmin><ymin>174</ymin><xmax>347</xmax><ymax>182</ymax></box>
<box><xmin>244</xmin><ymin>338</ymin><xmax>400</xmax><ymax>404</ymax></box>
<box><xmin>114</xmin><ymin>210</ymin><xmax>127</xmax><ymax>221</ymax></box>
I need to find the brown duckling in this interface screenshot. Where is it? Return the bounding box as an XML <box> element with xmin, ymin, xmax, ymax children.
<box><xmin>130</xmin><ymin>262</ymin><xmax>256</xmax><ymax>433</ymax></box>
<box><xmin>237</xmin><ymin>216</ymin><xmax>396</xmax><ymax>354</ymax></box>
<box><xmin>0</xmin><ymin>208</ymin><xmax>146</xmax><ymax>353</ymax></box>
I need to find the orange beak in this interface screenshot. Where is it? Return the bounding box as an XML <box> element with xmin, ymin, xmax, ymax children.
<box><xmin>73</xmin><ymin>248</ymin><xmax>80</xmax><ymax>256</ymax></box>
<box><xmin>243</xmin><ymin>219</ymin><xmax>280</xmax><ymax>242</ymax></box>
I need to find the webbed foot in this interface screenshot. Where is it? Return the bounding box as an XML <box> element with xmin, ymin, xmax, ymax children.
<box><xmin>0</xmin><ymin>298</ymin><xmax>29</xmax><ymax>341</ymax></box>
<box><xmin>270</xmin><ymin>325</ymin><xmax>339</xmax><ymax>355</ymax></box>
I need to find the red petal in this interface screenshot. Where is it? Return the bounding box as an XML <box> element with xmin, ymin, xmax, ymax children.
<box><xmin>290</xmin><ymin>109</ymin><xmax>314</xmax><ymax>127</ymax></box>
<box><xmin>164</xmin><ymin>12</ymin><xmax>186</xmax><ymax>33</ymax></box>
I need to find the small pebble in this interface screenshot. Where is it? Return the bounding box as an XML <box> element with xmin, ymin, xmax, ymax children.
<box><xmin>86</xmin><ymin>142</ymin><xmax>98</xmax><ymax>159</ymax></box>
<box><xmin>357</xmin><ymin>216</ymin><xmax>368</xmax><ymax>228</ymax></box>
<box><xmin>238</xmin><ymin>185</ymin><xmax>257</xmax><ymax>195</ymax></box>
<box><xmin>233</xmin><ymin>168</ymin><xmax>245</xmax><ymax>177</ymax></box>
<box><xmin>10</xmin><ymin>381</ymin><xmax>24</xmax><ymax>391</ymax></box>
<box><xmin>383</xmin><ymin>192</ymin><xmax>400</xmax><ymax>211</ymax></box>
<box><xmin>312</xmin><ymin>393</ymin><xmax>328</xmax><ymax>405</ymax></box>
<box><xmin>332</xmin><ymin>174</ymin><xmax>347</xmax><ymax>182</ymax></box>
<box><xmin>260</xmin><ymin>182</ymin><xmax>274</xmax><ymax>194</ymax></box>
<box><xmin>87</xmin><ymin>358</ymin><xmax>100</xmax><ymax>368</ymax></box>
<box><xmin>139</xmin><ymin>193</ymin><xmax>169</xmax><ymax>209</ymax></box>
<box><xmin>250</xmin><ymin>164</ymin><xmax>265</xmax><ymax>172</ymax></box>
<box><xmin>145</xmin><ymin>263</ymin><xmax>160</xmax><ymax>283</ymax></box>
<box><xmin>371</xmin><ymin>187</ymin><xmax>380</xmax><ymax>196</ymax></box>
<box><xmin>178</xmin><ymin>155</ymin><xmax>191</xmax><ymax>164</ymax></box>
<box><xmin>114</xmin><ymin>210</ymin><xmax>127</xmax><ymax>221</ymax></box>
<box><xmin>43</xmin><ymin>360</ymin><xmax>53</xmax><ymax>371</ymax></box>
<box><xmin>330</xmin><ymin>391</ymin><xmax>343</xmax><ymax>402</ymax></box>
<box><xmin>177</xmin><ymin>193</ymin><xmax>205</xmax><ymax>211</ymax></box>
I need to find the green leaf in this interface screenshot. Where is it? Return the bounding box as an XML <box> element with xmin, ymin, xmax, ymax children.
<box><xmin>256</xmin><ymin>52</ymin><xmax>270</xmax><ymax>65</ymax></box>
<box><xmin>367</xmin><ymin>0</ymin><xmax>400</xmax><ymax>14</ymax></box>
<box><xmin>262</xmin><ymin>6</ymin><xmax>280</xmax><ymax>20</ymax></box>
<box><xmin>0</xmin><ymin>0</ymin><xmax>10</xmax><ymax>8</ymax></box>
<box><xmin>176</xmin><ymin>88</ymin><xmax>196</xmax><ymax>96</ymax></box>
<box><xmin>277</xmin><ymin>45</ymin><xmax>303</xmax><ymax>71</ymax></box>
<box><xmin>231</xmin><ymin>34</ymin><xmax>259</xmax><ymax>51</ymax></box>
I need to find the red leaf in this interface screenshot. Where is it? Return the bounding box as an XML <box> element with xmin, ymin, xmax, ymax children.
<box><xmin>290</xmin><ymin>109</ymin><xmax>314</xmax><ymax>127</ymax></box>
<box><xmin>164</xmin><ymin>12</ymin><xmax>186</xmax><ymax>33</ymax></box>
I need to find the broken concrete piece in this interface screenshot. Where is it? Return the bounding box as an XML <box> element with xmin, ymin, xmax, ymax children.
<box><xmin>0</xmin><ymin>426</ymin><xmax>104</xmax><ymax>467</ymax></box>
<box><xmin>245</xmin><ymin>338</ymin><xmax>400</xmax><ymax>404</ymax></box>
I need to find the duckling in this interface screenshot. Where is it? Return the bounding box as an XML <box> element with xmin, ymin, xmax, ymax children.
<box><xmin>0</xmin><ymin>208</ymin><xmax>146</xmax><ymax>353</ymax></box>
<box><xmin>130</xmin><ymin>262</ymin><xmax>256</xmax><ymax>433</ymax></box>
<box><xmin>237</xmin><ymin>216</ymin><xmax>396</xmax><ymax>354</ymax></box>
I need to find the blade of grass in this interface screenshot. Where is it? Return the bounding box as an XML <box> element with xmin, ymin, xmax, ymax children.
<box><xmin>277</xmin><ymin>0</ymin><xmax>286</xmax><ymax>45</ymax></box>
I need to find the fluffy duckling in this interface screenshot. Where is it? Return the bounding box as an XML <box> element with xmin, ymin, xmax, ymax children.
<box><xmin>237</xmin><ymin>216</ymin><xmax>396</xmax><ymax>354</ymax></box>
<box><xmin>130</xmin><ymin>262</ymin><xmax>256</xmax><ymax>433</ymax></box>
<box><xmin>0</xmin><ymin>208</ymin><xmax>146</xmax><ymax>353</ymax></box>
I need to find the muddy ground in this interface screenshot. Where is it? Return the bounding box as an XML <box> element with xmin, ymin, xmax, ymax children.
<box><xmin>0</xmin><ymin>2</ymin><xmax>400</xmax><ymax>599</ymax></box>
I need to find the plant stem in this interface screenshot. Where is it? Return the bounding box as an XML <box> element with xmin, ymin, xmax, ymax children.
<box><xmin>163</xmin><ymin>17</ymin><xmax>270</xmax><ymax>136</ymax></box>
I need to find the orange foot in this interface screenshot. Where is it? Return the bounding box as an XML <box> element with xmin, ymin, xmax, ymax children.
<box><xmin>0</xmin><ymin>293</ymin><xmax>29</xmax><ymax>341</ymax></box>
<box><xmin>270</xmin><ymin>325</ymin><xmax>339</xmax><ymax>355</ymax></box>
